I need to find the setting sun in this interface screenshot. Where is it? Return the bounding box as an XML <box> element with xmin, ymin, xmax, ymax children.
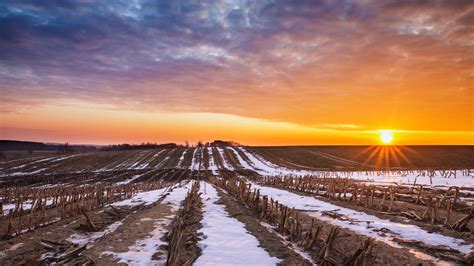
<box><xmin>380</xmin><ymin>131</ymin><xmax>394</xmax><ymax>144</ymax></box>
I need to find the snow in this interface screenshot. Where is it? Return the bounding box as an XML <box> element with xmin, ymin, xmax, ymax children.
<box><xmin>163</xmin><ymin>181</ymin><xmax>192</xmax><ymax>209</ymax></box>
<box><xmin>229</xmin><ymin>147</ymin><xmax>254</xmax><ymax>170</ymax></box>
<box><xmin>9</xmin><ymin>156</ymin><xmax>62</xmax><ymax>170</ymax></box>
<box><xmin>0</xmin><ymin>243</ymin><xmax>24</xmax><ymax>257</ymax></box>
<box><xmin>100</xmin><ymin>182</ymin><xmax>192</xmax><ymax>265</ymax></box>
<box><xmin>238</xmin><ymin>147</ymin><xmax>312</xmax><ymax>176</ymax></box>
<box><xmin>68</xmin><ymin>221</ymin><xmax>123</xmax><ymax>246</ymax></box>
<box><xmin>116</xmin><ymin>171</ymin><xmax>150</xmax><ymax>185</ymax></box>
<box><xmin>195</xmin><ymin>181</ymin><xmax>281</xmax><ymax>266</ymax></box>
<box><xmin>6</xmin><ymin>168</ymin><xmax>47</xmax><ymax>176</ymax></box>
<box><xmin>111</xmin><ymin>187</ymin><xmax>170</xmax><ymax>207</ymax></box>
<box><xmin>154</xmin><ymin>149</ymin><xmax>174</xmax><ymax>169</ymax></box>
<box><xmin>2</xmin><ymin>198</ymin><xmax>55</xmax><ymax>216</ymax></box>
<box><xmin>190</xmin><ymin>147</ymin><xmax>200</xmax><ymax>170</ymax></box>
<box><xmin>49</xmin><ymin>154</ymin><xmax>81</xmax><ymax>162</ymax></box>
<box><xmin>260</xmin><ymin>222</ymin><xmax>316</xmax><ymax>265</ymax></box>
<box><xmin>177</xmin><ymin>148</ymin><xmax>188</xmax><ymax>168</ymax></box>
<box><xmin>250</xmin><ymin>182</ymin><xmax>474</xmax><ymax>255</ymax></box>
<box><xmin>217</xmin><ymin>147</ymin><xmax>234</xmax><ymax>171</ymax></box>
<box><xmin>113</xmin><ymin>158</ymin><xmax>134</xmax><ymax>170</ymax></box>
<box><xmin>330</xmin><ymin>170</ymin><xmax>474</xmax><ymax>189</ymax></box>
<box><xmin>128</xmin><ymin>152</ymin><xmax>149</xmax><ymax>169</ymax></box>
<box><xmin>207</xmin><ymin>147</ymin><xmax>219</xmax><ymax>175</ymax></box>
<box><xmin>235</xmin><ymin>148</ymin><xmax>474</xmax><ymax>190</ymax></box>
<box><xmin>69</xmin><ymin>182</ymin><xmax>191</xmax><ymax>256</ymax></box>
<box><xmin>101</xmin><ymin>217</ymin><xmax>170</xmax><ymax>265</ymax></box>
<box><xmin>136</xmin><ymin>150</ymin><xmax>164</xmax><ymax>169</ymax></box>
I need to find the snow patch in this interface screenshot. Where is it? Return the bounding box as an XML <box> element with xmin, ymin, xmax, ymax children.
<box><xmin>67</xmin><ymin>221</ymin><xmax>123</xmax><ymax>246</ymax></box>
<box><xmin>260</xmin><ymin>222</ymin><xmax>316</xmax><ymax>265</ymax></box>
<box><xmin>116</xmin><ymin>171</ymin><xmax>150</xmax><ymax>185</ymax></box>
<box><xmin>111</xmin><ymin>187</ymin><xmax>169</xmax><ymax>207</ymax></box>
<box><xmin>238</xmin><ymin>147</ymin><xmax>312</xmax><ymax>176</ymax></box>
<box><xmin>100</xmin><ymin>182</ymin><xmax>191</xmax><ymax>265</ymax></box>
<box><xmin>190</xmin><ymin>148</ymin><xmax>200</xmax><ymax>170</ymax></box>
<box><xmin>250</xmin><ymin>182</ymin><xmax>474</xmax><ymax>255</ymax></box>
<box><xmin>0</xmin><ymin>243</ymin><xmax>24</xmax><ymax>257</ymax></box>
<box><xmin>195</xmin><ymin>181</ymin><xmax>281</xmax><ymax>265</ymax></box>
<box><xmin>207</xmin><ymin>148</ymin><xmax>219</xmax><ymax>175</ymax></box>
<box><xmin>217</xmin><ymin>147</ymin><xmax>234</xmax><ymax>171</ymax></box>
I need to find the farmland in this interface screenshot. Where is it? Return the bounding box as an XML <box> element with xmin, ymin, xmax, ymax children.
<box><xmin>0</xmin><ymin>145</ymin><xmax>473</xmax><ymax>265</ymax></box>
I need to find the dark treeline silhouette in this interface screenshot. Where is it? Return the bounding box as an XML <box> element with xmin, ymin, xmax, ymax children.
<box><xmin>101</xmin><ymin>140</ymin><xmax>241</xmax><ymax>151</ymax></box>
<box><xmin>1</xmin><ymin>139</ymin><xmax>242</xmax><ymax>154</ymax></box>
<box><xmin>99</xmin><ymin>142</ymin><xmax>180</xmax><ymax>151</ymax></box>
<box><xmin>0</xmin><ymin>140</ymin><xmax>98</xmax><ymax>152</ymax></box>
<box><xmin>210</xmin><ymin>140</ymin><xmax>240</xmax><ymax>146</ymax></box>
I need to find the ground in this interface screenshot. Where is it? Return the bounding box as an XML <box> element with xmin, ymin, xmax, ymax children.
<box><xmin>1</xmin><ymin>146</ymin><xmax>473</xmax><ymax>265</ymax></box>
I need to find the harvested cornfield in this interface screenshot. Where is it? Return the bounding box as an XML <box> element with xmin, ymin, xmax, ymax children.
<box><xmin>1</xmin><ymin>145</ymin><xmax>473</xmax><ymax>265</ymax></box>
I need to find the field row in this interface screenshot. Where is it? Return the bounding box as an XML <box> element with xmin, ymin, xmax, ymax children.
<box><xmin>1</xmin><ymin>147</ymin><xmax>473</xmax><ymax>264</ymax></box>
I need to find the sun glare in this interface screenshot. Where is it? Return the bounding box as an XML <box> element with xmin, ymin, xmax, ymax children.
<box><xmin>380</xmin><ymin>131</ymin><xmax>394</xmax><ymax>144</ymax></box>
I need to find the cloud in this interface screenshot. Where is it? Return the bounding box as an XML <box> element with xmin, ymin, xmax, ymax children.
<box><xmin>0</xmin><ymin>0</ymin><xmax>473</xmax><ymax>131</ymax></box>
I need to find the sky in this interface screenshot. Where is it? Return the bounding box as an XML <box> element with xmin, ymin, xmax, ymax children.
<box><xmin>0</xmin><ymin>0</ymin><xmax>473</xmax><ymax>145</ymax></box>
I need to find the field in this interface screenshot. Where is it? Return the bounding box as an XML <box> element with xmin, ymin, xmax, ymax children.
<box><xmin>0</xmin><ymin>146</ymin><xmax>473</xmax><ymax>265</ymax></box>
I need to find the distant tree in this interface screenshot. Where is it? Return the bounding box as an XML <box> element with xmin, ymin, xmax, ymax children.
<box><xmin>197</xmin><ymin>141</ymin><xmax>203</xmax><ymax>147</ymax></box>
<box><xmin>99</xmin><ymin>142</ymin><xmax>178</xmax><ymax>151</ymax></box>
<box><xmin>211</xmin><ymin>140</ymin><xmax>239</xmax><ymax>146</ymax></box>
<box><xmin>185</xmin><ymin>141</ymin><xmax>190</xmax><ymax>147</ymax></box>
<box><xmin>59</xmin><ymin>142</ymin><xmax>74</xmax><ymax>153</ymax></box>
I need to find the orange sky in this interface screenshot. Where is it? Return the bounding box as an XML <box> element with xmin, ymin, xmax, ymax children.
<box><xmin>1</xmin><ymin>101</ymin><xmax>472</xmax><ymax>145</ymax></box>
<box><xmin>0</xmin><ymin>1</ymin><xmax>473</xmax><ymax>145</ymax></box>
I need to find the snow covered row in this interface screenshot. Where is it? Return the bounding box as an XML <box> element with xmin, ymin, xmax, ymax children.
<box><xmin>207</xmin><ymin>147</ymin><xmax>219</xmax><ymax>175</ymax></box>
<box><xmin>67</xmin><ymin>221</ymin><xmax>124</xmax><ymax>246</ymax></box>
<box><xmin>190</xmin><ymin>147</ymin><xmax>201</xmax><ymax>170</ymax></box>
<box><xmin>229</xmin><ymin>147</ymin><xmax>254</xmax><ymax>169</ymax></box>
<box><xmin>2</xmin><ymin>154</ymin><xmax>83</xmax><ymax>176</ymax></box>
<box><xmin>195</xmin><ymin>182</ymin><xmax>280</xmax><ymax>265</ymax></box>
<box><xmin>66</xmin><ymin>184</ymin><xmax>187</xmax><ymax>246</ymax></box>
<box><xmin>250</xmin><ymin>182</ymin><xmax>474</xmax><ymax>255</ymax></box>
<box><xmin>102</xmin><ymin>182</ymin><xmax>192</xmax><ymax>265</ymax></box>
<box><xmin>216</xmin><ymin>147</ymin><xmax>234</xmax><ymax>171</ymax></box>
<box><xmin>116</xmin><ymin>170</ymin><xmax>152</xmax><ymax>185</ymax></box>
<box><xmin>234</xmin><ymin>147</ymin><xmax>313</xmax><ymax>176</ymax></box>
<box><xmin>111</xmin><ymin>183</ymin><xmax>186</xmax><ymax>208</ymax></box>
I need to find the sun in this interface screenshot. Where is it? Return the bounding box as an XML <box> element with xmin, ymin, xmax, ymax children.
<box><xmin>380</xmin><ymin>131</ymin><xmax>394</xmax><ymax>144</ymax></box>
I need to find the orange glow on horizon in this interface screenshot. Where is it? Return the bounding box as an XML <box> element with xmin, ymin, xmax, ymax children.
<box><xmin>0</xmin><ymin>102</ymin><xmax>473</xmax><ymax>145</ymax></box>
<box><xmin>1</xmin><ymin>1</ymin><xmax>472</xmax><ymax>147</ymax></box>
